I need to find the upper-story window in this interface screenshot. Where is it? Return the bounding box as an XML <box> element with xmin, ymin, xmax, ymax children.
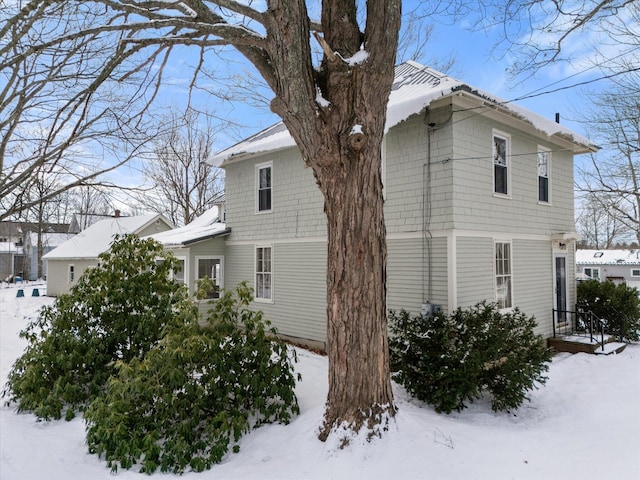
<box><xmin>68</xmin><ymin>264</ymin><xmax>75</xmax><ymax>284</ymax></box>
<box><xmin>493</xmin><ymin>132</ymin><xmax>510</xmax><ymax>196</ymax></box>
<box><xmin>256</xmin><ymin>163</ymin><xmax>272</xmax><ymax>213</ymax></box>
<box><xmin>495</xmin><ymin>241</ymin><xmax>512</xmax><ymax>309</ymax></box>
<box><xmin>631</xmin><ymin>269</ymin><xmax>640</xmax><ymax>277</ymax></box>
<box><xmin>538</xmin><ymin>148</ymin><xmax>550</xmax><ymax>203</ymax></box>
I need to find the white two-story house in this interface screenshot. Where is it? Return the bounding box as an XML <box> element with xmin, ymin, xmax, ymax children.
<box><xmin>206</xmin><ymin>61</ymin><xmax>595</xmax><ymax>350</ymax></box>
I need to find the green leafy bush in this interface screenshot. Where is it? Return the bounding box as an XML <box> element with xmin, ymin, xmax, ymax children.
<box><xmin>3</xmin><ymin>235</ymin><xmax>197</xmax><ymax>420</ymax></box>
<box><xmin>577</xmin><ymin>279</ymin><xmax>640</xmax><ymax>342</ymax></box>
<box><xmin>84</xmin><ymin>282</ymin><xmax>300</xmax><ymax>474</ymax></box>
<box><xmin>389</xmin><ymin>302</ymin><xmax>552</xmax><ymax>413</ymax></box>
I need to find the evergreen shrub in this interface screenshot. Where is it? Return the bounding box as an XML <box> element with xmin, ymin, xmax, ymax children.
<box><xmin>3</xmin><ymin>235</ymin><xmax>196</xmax><ymax>420</ymax></box>
<box><xmin>84</xmin><ymin>282</ymin><xmax>300</xmax><ymax>474</ymax></box>
<box><xmin>577</xmin><ymin>279</ymin><xmax>640</xmax><ymax>342</ymax></box>
<box><xmin>389</xmin><ymin>302</ymin><xmax>552</xmax><ymax>413</ymax></box>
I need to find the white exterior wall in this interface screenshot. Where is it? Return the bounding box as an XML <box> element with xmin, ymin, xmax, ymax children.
<box><xmin>224</xmin><ymin>148</ymin><xmax>326</xmax><ymax>241</ymax></box>
<box><xmin>45</xmin><ymin>258</ymin><xmax>97</xmax><ymax>296</ymax></box>
<box><xmin>219</xmin><ymin>103</ymin><xmax>581</xmax><ymax>346</ymax></box>
<box><xmin>450</xmin><ymin>109</ymin><xmax>576</xmax><ymax>235</ymax></box>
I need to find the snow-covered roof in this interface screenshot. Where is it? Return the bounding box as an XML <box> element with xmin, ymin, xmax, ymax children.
<box><xmin>576</xmin><ymin>249</ymin><xmax>640</xmax><ymax>266</ymax></box>
<box><xmin>211</xmin><ymin>61</ymin><xmax>596</xmax><ymax>166</ymax></box>
<box><xmin>0</xmin><ymin>242</ymin><xmax>22</xmax><ymax>254</ymax></box>
<box><xmin>147</xmin><ymin>207</ymin><xmax>230</xmax><ymax>247</ymax></box>
<box><xmin>26</xmin><ymin>232</ymin><xmax>74</xmax><ymax>249</ymax></box>
<box><xmin>43</xmin><ymin>214</ymin><xmax>169</xmax><ymax>260</ymax></box>
<box><xmin>68</xmin><ymin>213</ymin><xmax>116</xmax><ymax>234</ymax></box>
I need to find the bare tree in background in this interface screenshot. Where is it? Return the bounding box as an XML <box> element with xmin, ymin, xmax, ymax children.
<box><xmin>576</xmin><ymin>72</ymin><xmax>640</xmax><ymax>245</ymax></box>
<box><xmin>576</xmin><ymin>191</ymin><xmax>633</xmax><ymax>248</ymax></box>
<box><xmin>459</xmin><ymin>0</ymin><xmax>640</xmax><ymax>79</ymax></box>
<box><xmin>3</xmin><ymin>0</ymin><xmax>401</xmax><ymax>439</ymax></box>
<box><xmin>139</xmin><ymin>109</ymin><xmax>224</xmax><ymax>226</ymax></box>
<box><xmin>0</xmin><ymin>2</ymin><xmax>159</xmax><ymax>221</ymax></box>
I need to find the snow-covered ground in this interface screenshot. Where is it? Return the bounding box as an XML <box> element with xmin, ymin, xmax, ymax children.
<box><xmin>1</xmin><ymin>283</ymin><xmax>639</xmax><ymax>480</ymax></box>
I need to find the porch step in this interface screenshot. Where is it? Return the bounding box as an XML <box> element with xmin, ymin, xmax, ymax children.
<box><xmin>593</xmin><ymin>342</ymin><xmax>627</xmax><ymax>355</ymax></box>
<box><xmin>548</xmin><ymin>334</ymin><xmax>625</xmax><ymax>355</ymax></box>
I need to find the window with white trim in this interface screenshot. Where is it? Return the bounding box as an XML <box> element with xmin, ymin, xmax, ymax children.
<box><xmin>197</xmin><ymin>257</ymin><xmax>222</xmax><ymax>299</ymax></box>
<box><xmin>68</xmin><ymin>264</ymin><xmax>75</xmax><ymax>284</ymax></box>
<box><xmin>495</xmin><ymin>242</ymin><xmax>512</xmax><ymax>309</ymax></box>
<box><xmin>255</xmin><ymin>246</ymin><xmax>272</xmax><ymax>301</ymax></box>
<box><xmin>631</xmin><ymin>269</ymin><xmax>640</xmax><ymax>277</ymax></box>
<box><xmin>172</xmin><ymin>258</ymin><xmax>186</xmax><ymax>284</ymax></box>
<box><xmin>493</xmin><ymin>133</ymin><xmax>509</xmax><ymax>195</ymax></box>
<box><xmin>256</xmin><ymin>163</ymin><xmax>272</xmax><ymax>212</ymax></box>
<box><xmin>538</xmin><ymin>148</ymin><xmax>550</xmax><ymax>203</ymax></box>
<box><xmin>584</xmin><ymin>267</ymin><xmax>600</xmax><ymax>280</ymax></box>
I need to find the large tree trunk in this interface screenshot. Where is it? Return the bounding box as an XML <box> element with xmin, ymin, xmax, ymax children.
<box><xmin>272</xmin><ymin>1</ymin><xmax>399</xmax><ymax>440</ymax></box>
<box><xmin>241</xmin><ymin>0</ymin><xmax>401</xmax><ymax>440</ymax></box>
<box><xmin>315</xmin><ymin>122</ymin><xmax>394</xmax><ymax>441</ymax></box>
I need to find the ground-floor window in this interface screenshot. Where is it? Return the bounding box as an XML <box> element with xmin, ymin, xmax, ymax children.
<box><xmin>584</xmin><ymin>267</ymin><xmax>600</xmax><ymax>280</ymax></box>
<box><xmin>255</xmin><ymin>246</ymin><xmax>272</xmax><ymax>301</ymax></box>
<box><xmin>196</xmin><ymin>256</ymin><xmax>222</xmax><ymax>299</ymax></box>
<box><xmin>495</xmin><ymin>242</ymin><xmax>512</xmax><ymax>309</ymax></box>
<box><xmin>172</xmin><ymin>258</ymin><xmax>186</xmax><ymax>284</ymax></box>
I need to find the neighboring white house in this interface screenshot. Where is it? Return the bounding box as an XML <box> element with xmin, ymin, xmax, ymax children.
<box><xmin>24</xmin><ymin>231</ymin><xmax>74</xmax><ymax>281</ymax></box>
<box><xmin>576</xmin><ymin>249</ymin><xmax>640</xmax><ymax>289</ymax></box>
<box><xmin>203</xmin><ymin>61</ymin><xmax>596</xmax><ymax>350</ymax></box>
<box><xmin>147</xmin><ymin>207</ymin><xmax>230</xmax><ymax>300</ymax></box>
<box><xmin>43</xmin><ymin>214</ymin><xmax>173</xmax><ymax>296</ymax></box>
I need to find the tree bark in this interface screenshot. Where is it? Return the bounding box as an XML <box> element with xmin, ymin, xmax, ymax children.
<box><xmin>262</xmin><ymin>0</ymin><xmax>401</xmax><ymax>440</ymax></box>
<box><xmin>4</xmin><ymin>0</ymin><xmax>402</xmax><ymax>441</ymax></box>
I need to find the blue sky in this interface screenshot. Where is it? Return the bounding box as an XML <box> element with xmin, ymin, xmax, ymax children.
<box><xmin>207</xmin><ymin>5</ymin><xmax>608</xmax><ymax>149</ymax></box>
<box><xmin>110</xmin><ymin>1</ymin><xmax>617</xmax><ymax>191</ymax></box>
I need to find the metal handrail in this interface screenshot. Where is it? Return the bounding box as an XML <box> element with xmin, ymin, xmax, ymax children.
<box><xmin>552</xmin><ymin>308</ymin><xmax>606</xmax><ymax>351</ymax></box>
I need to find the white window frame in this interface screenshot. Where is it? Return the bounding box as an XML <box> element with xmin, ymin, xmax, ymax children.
<box><xmin>381</xmin><ymin>136</ymin><xmax>387</xmax><ymax>199</ymax></box>
<box><xmin>255</xmin><ymin>245</ymin><xmax>273</xmax><ymax>303</ymax></box>
<box><xmin>631</xmin><ymin>268</ymin><xmax>640</xmax><ymax>277</ymax></box>
<box><xmin>195</xmin><ymin>255</ymin><xmax>224</xmax><ymax>299</ymax></box>
<box><xmin>492</xmin><ymin>131</ymin><xmax>511</xmax><ymax>197</ymax></box>
<box><xmin>537</xmin><ymin>147</ymin><xmax>551</xmax><ymax>204</ymax></box>
<box><xmin>256</xmin><ymin>162</ymin><xmax>273</xmax><ymax>214</ymax></box>
<box><xmin>68</xmin><ymin>264</ymin><xmax>75</xmax><ymax>284</ymax></box>
<box><xmin>584</xmin><ymin>267</ymin><xmax>600</xmax><ymax>280</ymax></box>
<box><xmin>494</xmin><ymin>241</ymin><xmax>513</xmax><ymax>310</ymax></box>
<box><xmin>171</xmin><ymin>256</ymin><xmax>188</xmax><ymax>285</ymax></box>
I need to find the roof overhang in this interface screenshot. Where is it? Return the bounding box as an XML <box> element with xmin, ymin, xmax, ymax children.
<box><xmin>435</xmin><ymin>88</ymin><xmax>598</xmax><ymax>155</ymax></box>
<box><xmin>551</xmin><ymin>232</ymin><xmax>582</xmax><ymax>242</ymax></box>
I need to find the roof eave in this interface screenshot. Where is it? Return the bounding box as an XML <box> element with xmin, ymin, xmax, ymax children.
<box><xmin>448</xmin><ymin>88</ymin><xmax>598</xmax><ymax>154</ymax></box>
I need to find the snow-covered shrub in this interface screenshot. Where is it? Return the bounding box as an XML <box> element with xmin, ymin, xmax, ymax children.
<box><xmin>84</xmin><ymin>282</ymin><xmax>300</xmax><ymax>474</ymax></box>
<box><xmin>577</xmin><ymin>279</ymin><xmax>640</xmax><ymax>342</ymax></box>
<box><xmin>3</xmin><ymin>235</ymin><xmax>197</xmax><ymax>420</ymax></box>
<box><xmin>389</xmin><ymin>302</ymin><xmax>552</xmax><ymax>413</ymax></box>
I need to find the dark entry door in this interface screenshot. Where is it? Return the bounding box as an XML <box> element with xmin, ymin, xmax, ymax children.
<box><xmin>555</xmin><ymin>256</ymin><xmax>567</xmax><ymax>322</ymax></box>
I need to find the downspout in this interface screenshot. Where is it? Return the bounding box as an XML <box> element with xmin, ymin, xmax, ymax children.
<box><xmin>422</xmin><ymin>105</ymin><xmax>454</xmax><ymax>317</ymax></box>
<box><xmin>421</xmin><ymin>109</ymin><xmax>435</xmax><ymax>316</ymax></box>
